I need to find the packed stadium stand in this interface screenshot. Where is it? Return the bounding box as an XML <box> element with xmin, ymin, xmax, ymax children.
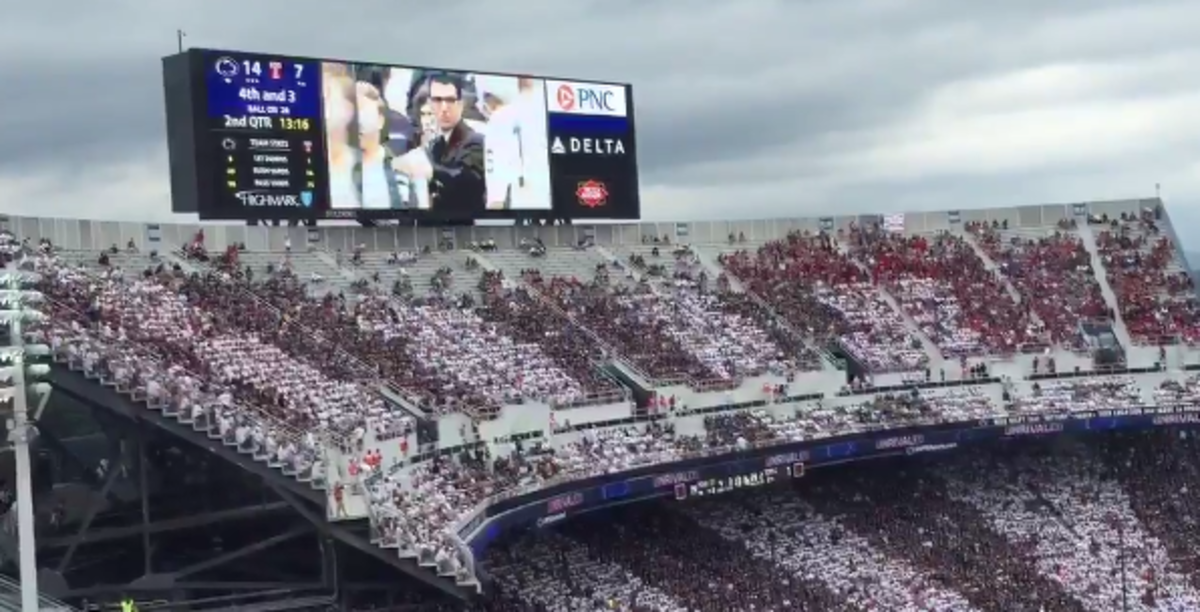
<box><xmin>13</xmin><ymin>197</ymin><xmax>1200</xmax><ymax>610</ymax></box>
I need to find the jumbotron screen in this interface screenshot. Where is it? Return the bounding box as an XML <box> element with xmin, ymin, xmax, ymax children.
<box><xmin>163</xmin><ymin>49</ymin><xmax>641</xmax><ymax>222</ymax></box>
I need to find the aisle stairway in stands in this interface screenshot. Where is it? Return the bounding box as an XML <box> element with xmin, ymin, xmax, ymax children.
<box><xmin>960</xmin><ymin>231</ymin><xmax>1024</xmax><ymax>304</ymax></box>
<box><xmin>838</xmin><ymin>239</ymin><xmax>946</xmax><ymax>369</ymax></box>
<box><xmin>873</xmin><ymin>284</ymin><xmax>946</xmax><ymax>367</ymax></box>
<box><xmin>1075</xmin><ymin>224</ymin><xmax>1136</xmax><ymax>351</ymax></box>
<box><xmin>592</xmin><ymin>245</ymin><xmax>643</xmax><ymax>283</ymax></box>
<box><xmin>313</xmin><ymin>248</ymin><xmax>356</xmax><ymax>282</ymax></box>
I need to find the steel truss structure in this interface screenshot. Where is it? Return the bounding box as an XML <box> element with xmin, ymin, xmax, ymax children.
<box><xmin>0</xmin><ymin>370</ymin><xmax>470</xmax><ymax>611</ymax></box>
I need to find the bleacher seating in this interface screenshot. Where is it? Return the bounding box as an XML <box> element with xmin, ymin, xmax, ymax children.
<box><xmin>1094</xmin><ymin>210</ymin><xmax>1200</xmax><ymax>345</ymax></box>
<box><xmin>849</xmin><ymin>228</ymin><xmax>1046</xmax><ymax>357</ymax></box>
<box><xmin>970</xmin><ymin>221</ymin><xmax>1107</xmax><ymax>349</ymax></box>
<box><xmin>718</xmin><ymin>231</ymin><xmax>929</xmax><ymax>371</ymax></box>
<box><xmin>14</xmin><ymin>197</ymin><xmax>1200</xmax><ymax>609</ymax></box>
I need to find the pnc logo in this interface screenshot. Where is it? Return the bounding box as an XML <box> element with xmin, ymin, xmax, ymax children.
<box><xmin>555</xmin><ymin>84</ymin><xmax>576</xmax><ymax>111</ymax></box>
<box><xmin>576</xmin><ymin>180</ymin><xmax>609</xmax><ymax>208</ymax></box>
<box><xmin>547</xmin><ymin>81</ymin><xmax>626</xmax><ymax>117</ymax></box>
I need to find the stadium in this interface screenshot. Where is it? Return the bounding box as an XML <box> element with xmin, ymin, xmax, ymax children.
<box><xmin>3</xmin><ymin>42</ymin><xmax>1200</xmax><ymax>612</ymax></box>
<box><xmin>4</xmin><ymin>194</ymin><xmax>1200</xmax><ymax>612</ymax></box>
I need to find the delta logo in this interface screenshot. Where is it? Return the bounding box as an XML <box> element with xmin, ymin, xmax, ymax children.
<box><xmin>575</xmin><ymin>180</ymin><xmax>609</xmax><ymax>208</ymax></box>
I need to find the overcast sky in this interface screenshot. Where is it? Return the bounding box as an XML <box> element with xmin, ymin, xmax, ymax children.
<box><xmin>2</xmin><ymin>0</ymin><xmax>1199</xmax><ymax>246</ymax></box>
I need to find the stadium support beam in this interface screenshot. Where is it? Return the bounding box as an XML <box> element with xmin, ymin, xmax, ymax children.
<box><xmin>38</xmin><ymin>502</ymin><xmax>291</xmax><ymax>549</ymax></box>
<box><xmin>56</xmin><ymin>438</ymin><xmax>126</xmax><ymax>573</ymax></box>
<box><xmin>30</xmin><ymin>429</ymin><xmax>126</xmax><ymax>507</ymax></box>
<box><xmin>139</xmin><ymin>430</ymin><xmax>152</xmax><ymax>574</ymax></box>
<box><xmin>170</xmin><ymin>524</ymin><xmax>311</xmax><ymax>579</ymax></box>
<box><xmin>160</xmin><ymin>581</ymin><xmax>320</xmax><ymax>591</ymax></box>
<box><xmin>48</xmin><ymin>367</ymin><xmax>324</xmax><ymax>505</ymax></box>
<box><xmin>269</xmin><ymin>484</ymin><xmax>468</xmax><ymax>601</ymax></box>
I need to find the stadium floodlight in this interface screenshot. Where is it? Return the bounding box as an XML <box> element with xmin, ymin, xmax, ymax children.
<box><xmin>0</xmin><ymin>271</ymin><xmax>50</xmax><ymax>612</ymax></box>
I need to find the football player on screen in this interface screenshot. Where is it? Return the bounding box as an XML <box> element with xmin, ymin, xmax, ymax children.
<box><xmin>476</xmin><ymin>75</ymin><xmax>519</xmax><ymax>210</ymax></box>
<box><xmin>479</xmin><ymin>77</ymin><xmax>547</xmax><ymax>211</ymax></box>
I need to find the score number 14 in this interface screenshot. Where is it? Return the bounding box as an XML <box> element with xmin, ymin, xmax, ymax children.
<box><xmin>240</xmin><ymin>60</ymin><xmax>304</xmax><ymax>81</ymax></box>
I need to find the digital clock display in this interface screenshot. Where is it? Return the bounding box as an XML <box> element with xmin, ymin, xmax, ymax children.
<box><xmin>684</xmin><ymin>463</ymin><xmax>803</xmax><ymax>499</ymax></box>
<box><xmin>202</xmin><ymin>51</ymin><xmax>328</xmax><ymax>215</ymax></box>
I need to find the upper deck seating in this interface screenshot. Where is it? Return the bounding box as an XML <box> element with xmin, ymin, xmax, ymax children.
<box><xmin>848</xmin><ymin>228</ymin><xmax>1045</xmax><ymax>357</ymax></box>
<box><xmin>718</xmin><ymin>232</ymin><xmax>926</xmax><ymax>372</ymax></box>
<box><xmin>534</xmin><ymin>273</ymin><xmax>727</xmax><ymax>385</ymax></box>
<box><xmin>970</xmin><ymin>222</ymin><xmax>1107</xmax><ymax>349</ymax></box>
<box><xmin>476</xmin><ymin>271</ymin><xmax>624</xmax><ymax>405</ymax></box>
<box><xmin>1095</xmin><ymin>210</ymin><xmax>1200</xmax><ymax>345</ymax></box>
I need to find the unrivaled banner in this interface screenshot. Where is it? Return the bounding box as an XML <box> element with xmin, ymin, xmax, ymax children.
<box><xmin>458</xmin><ymin>406</ymin><xmax>1200</xmax><ymax>555</ymax></box>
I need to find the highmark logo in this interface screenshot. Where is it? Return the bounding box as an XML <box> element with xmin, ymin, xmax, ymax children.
<box><xmin>235</xmin><ymin>190</ymin><xmax>312</xmax><ymax>208</ymax></box>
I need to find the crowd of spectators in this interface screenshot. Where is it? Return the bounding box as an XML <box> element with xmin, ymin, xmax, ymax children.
<box><xmin>1104</xmin><ymin>430</ymin><xmax>1200</xmax><ymax>589</ymax></box>
<box><xmin>556</xmin><ymin>503</ymin><xmax>851</xmax><ymax>611</ymax></box>
<box><xmin>711</xmin><ymin>289</ymin><xmax>825</xmax><ymax>371</ymax></box>
<box><xmin>36</xmin><ymin>259</ymin><xmax>330</xmax><ymax>480</ymax></box>
<box><xmin>1009</xmin><ymin>376</ymin><xmax>1143</xmax><ymax>414</ymax></box>
<box><xmin>353</xmin><ymin>292</ymin><xmax>587</xmax><ymax>409</ymax></box>
<box><xmin>971</xmin><ymin>221</ymin><xmax>1108</xmax><ymax>348</ymax></box>
<box><xmin>200</xmin><ymin>264</ymin><xmax>497</xmax><ymax>417</ymax></box>
<box><xmin>461</xmin><ymin>435</ymin><xmax>1200</xmax><ymax>612</ymax></box>
<box><xmin>1155</xmin><ymin>375</ymin><xmax>1200</xmax><ymax>406</ymax></box>
<box><xmin>685</xmin><ymin>490</ymin><xmax>976</xmax><ymax>611</ymax></box>
<box><xmin>720</xmin><ymin>231</ymin><xmax>931</xmax><ymax>371</ymax></box>
<box><xmin>942</xmin><ymin>439</ymin><xmax>1200</xmax><ymax>610</ymax></box>
<box><xmin>35</xmin><ymin>248</ymin><xmax>387</xmax><ymax>451</ymax></box>
<box><xmin>35</xmin><ymin>231</ymin><xmax>1193</xmax><ymax>589</ymax></box>
<box><xmin>718</xmin><ymin>225</ymin><xmax>1054</xmax><ymax>372</ymax></box>
<box><xmin>848</xmin><ymin>226</ymin><xmax>1046</xmax><ymax>357</ymax></box>
<box><xmin>475</xmin><ymin>271</ymin><xmax>625</xmax><ymax>406</ymax></box>
<box><xmin>615</xmin><ymin>248</ymin><xmax>799</xmax><ymax>379</ymax></box>
<box><xmin>18</xmin><ymin>216</ymin><xmax>1200</xmax><ymax>611</ymax></box>
<box><xmin>532</xmin><ymin>272</ymin><xmax>766</xmax><ymax>387</ymax></box>
<box><xmin>1094</xmin><ymin>210</ymin><xmax>1200</xmax><ymax>345</ymax></box>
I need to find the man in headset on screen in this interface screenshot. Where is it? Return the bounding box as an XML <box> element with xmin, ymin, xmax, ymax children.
<box><xmin>392</xmin><ymin>72</ymin><xmax>485</xmax><ymax>217</ymax></box>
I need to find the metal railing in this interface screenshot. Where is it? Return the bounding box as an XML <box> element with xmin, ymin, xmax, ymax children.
<box><xmin>0</xmin><ymin>574</ymin><xmax>76</xmax><ymax>611</ymax></box>
<box><xmin>456</xmin><ymin>397</ymin><xmax>1200</xmax><ymax>545</ymax></box>
<box><xmin>356</xmin><ymin>460</ymin><xmax>478</xmax><ymax>589</ymax></box>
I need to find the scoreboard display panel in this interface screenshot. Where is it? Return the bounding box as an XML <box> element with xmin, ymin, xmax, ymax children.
<box><xmin>162</xmin><ymin>49</ymin><xmax>641</xmax><ymax>222</ymax></box>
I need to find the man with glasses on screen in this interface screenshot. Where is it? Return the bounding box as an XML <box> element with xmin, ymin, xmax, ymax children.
<box><xmin>392</xmin><ymin>72</ymin><xmax>485</xmax><ymax>218</ymax></box>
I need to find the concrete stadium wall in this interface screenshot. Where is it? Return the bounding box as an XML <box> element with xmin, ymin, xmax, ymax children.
<box><xmin>0</xmin><ymin>198</ymin><xmax>1159</xmax><ymax>253</ymax></box>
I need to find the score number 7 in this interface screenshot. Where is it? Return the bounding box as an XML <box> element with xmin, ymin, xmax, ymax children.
<box><xmin>268</xmin><ymin>62</ymin><xmax>305</xmax><ymax>80</ymax></box>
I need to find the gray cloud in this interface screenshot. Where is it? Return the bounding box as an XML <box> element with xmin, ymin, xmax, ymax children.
<box><xmin>2</xmin><ymin>0</ymin><xmax>1200</xmax><ymax>253</ymax></box>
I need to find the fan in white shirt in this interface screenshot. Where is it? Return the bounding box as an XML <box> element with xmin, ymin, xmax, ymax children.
<box><xmin>481</xmin><ymin>77</ymin><xmax>549</xmax><ymax>211</ymax></box>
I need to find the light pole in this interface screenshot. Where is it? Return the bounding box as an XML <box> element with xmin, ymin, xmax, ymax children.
<box><xmin>0</xmin><ymin>268</ymin><xmax>53</xmax><ymax>612</ymax></box>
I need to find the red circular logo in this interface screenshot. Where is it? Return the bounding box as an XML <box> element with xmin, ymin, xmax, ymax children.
<box><xmin>576</xmin><ymin>180</ymin><xmax>609</xmax><ymax>208</ymax></box>
<box><xmin>556</xmin><ymin>84</ymin><xmax>576</xmax><ymax>111</ymax></box>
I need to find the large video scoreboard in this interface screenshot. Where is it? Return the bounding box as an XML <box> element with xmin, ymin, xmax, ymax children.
<box><xmin>162</xmin><ymin>49</ymin><xmax>641</xmax><ymax>222</ymax></box>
